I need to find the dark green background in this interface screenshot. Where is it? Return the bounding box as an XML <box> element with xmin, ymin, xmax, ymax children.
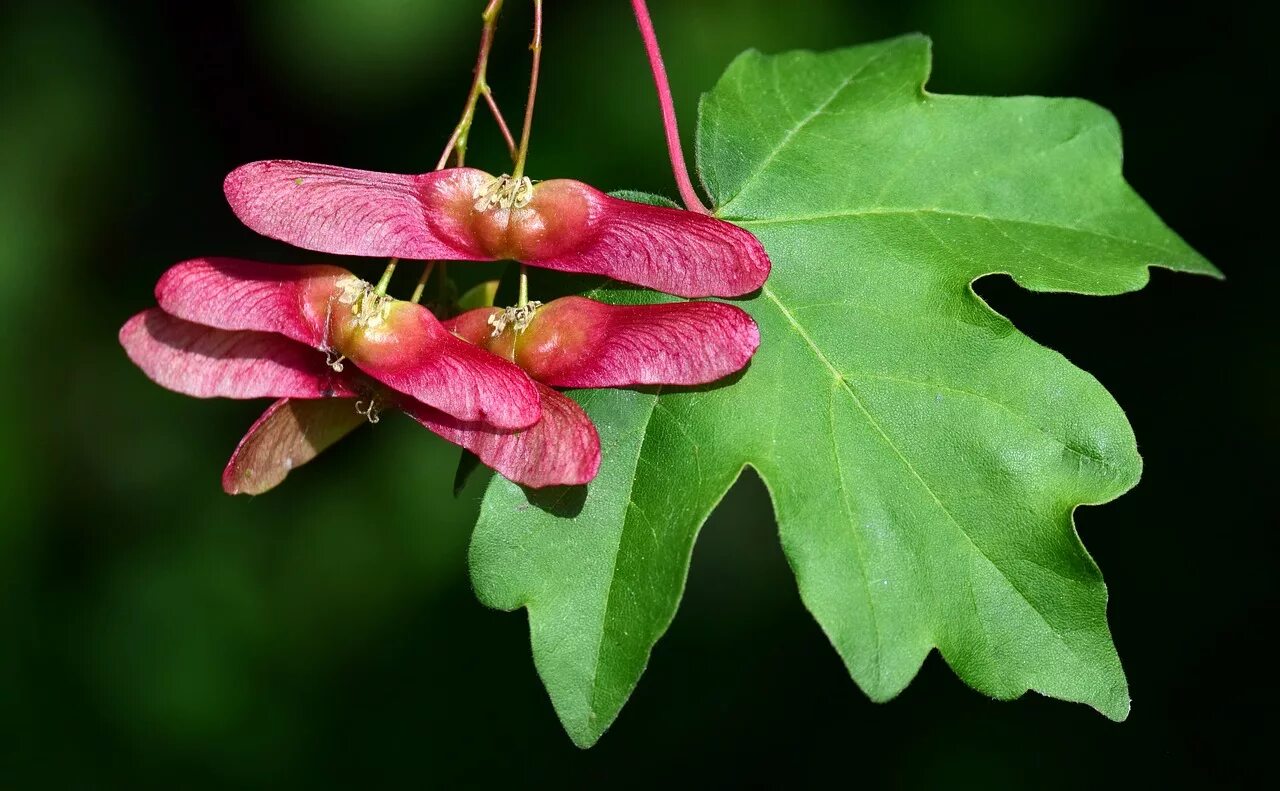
<box><xmin>1</xmin><ymin>0</ymin><xmax>1271</xmax><ymax>785</ymax></box>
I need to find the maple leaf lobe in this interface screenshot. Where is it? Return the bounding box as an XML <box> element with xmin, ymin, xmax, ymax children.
<box><xmin>471</xmin><ymin>35</ymin><xmax>1218</xmax><ymax>747</ymax></box>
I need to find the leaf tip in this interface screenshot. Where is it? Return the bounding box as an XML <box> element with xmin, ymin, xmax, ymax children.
<box><xmin>1094</xmin><ymin>677</ymin><xmax>1132</xmax><ymax>723</ymax></box>
<box><xmin>565</xmin><ymin>723</ymin><xmax>606</xmax><ymax>750</ymax></box>
<box><xmin>1105</xmin><ymin>696</ymin><xmax>1132</xmax><ymax>723</ymax></box>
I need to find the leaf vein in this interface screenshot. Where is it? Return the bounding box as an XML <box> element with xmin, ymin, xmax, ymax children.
<box><xmin>583</xmin><ymin>388</ymin><xmax>663</xmax><ymax>720</ymax></box>
<box><xmin>826</xmin><ymin>380</ymin><xmax>885</xmax><ymax>688</ymax></box>
<box><xmin>738</xmin><ymin>208</ymin><xmax>1186</xmax><ymax>262</ymax></box>
<box><xmin>716</xmin><ymin>44</ymin><xmax>900</xmax><ymax>209</ymax></box>
<box><xmin>762</xmin><ymin>285</ymin><xmax>1093</xmax><ymax>670</ymax></box>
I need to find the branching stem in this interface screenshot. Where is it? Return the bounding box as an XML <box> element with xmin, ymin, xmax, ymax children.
<box><xmin>437</xmin><ymin>0</ymin><xmax>508</xmax><ymax>170</ymax></box>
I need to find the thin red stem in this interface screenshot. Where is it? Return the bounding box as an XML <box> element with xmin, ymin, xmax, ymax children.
<box><xmin>511</xmin><ymin>0</ymin><xmax>543</xmax><ymax>179</ymax></box>
<box><xmin>482</xmin><ymin>87</ymin><xmax>519</xmax><ymax>161</ymax></box>
<box><xmin>630</xmin><ymin>0</ymin><xmax>709</xmax><ymax>214</ymax></box>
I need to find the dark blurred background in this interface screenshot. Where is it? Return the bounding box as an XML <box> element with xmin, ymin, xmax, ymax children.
<box><xmin>1</xmin><ymin>0</ymin><xmax>1272</xmax><ymax>786</ymax></box>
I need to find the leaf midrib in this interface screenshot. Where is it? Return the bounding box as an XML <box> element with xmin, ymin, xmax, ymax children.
<box><xmin>826</xmin><ymin>378</ymin><xmax>886</xmax><ymax>688</ymax></box>
<box><xmin>733</xmin><ymin>208</ymin><xmax>1190</xmax><ymax>263</ymax></box>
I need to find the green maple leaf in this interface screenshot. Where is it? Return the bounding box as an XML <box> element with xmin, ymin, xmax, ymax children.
<box><xmin>468</xmin><ymin>35</ymin><xmax>1220</xmax><ymax>747</ymax></box>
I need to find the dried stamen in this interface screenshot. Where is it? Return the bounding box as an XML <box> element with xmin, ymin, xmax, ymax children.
<box><xmin>487</xmin><ymin>301</ymin><xmax>543</xmax><ymax>337</ymax></box>
<box><xmin>334</xmin><ymin>276</ymin><xmax>394</xmax><ymax>330</ymax></box>
<box><xmin>472</xmin><ymin>173</ymin><xmax>534</xmax><ymax>212</ymax></box>
<box><xmin>355</xmin><ymin>397</ymin><xmax>382</xmax><ymax>424</ymax></box>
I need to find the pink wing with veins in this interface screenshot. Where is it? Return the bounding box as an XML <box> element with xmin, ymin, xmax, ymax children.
<box><xmin>120</xmin><ymin>308</ymin><xmax>356</xmax><ymax>399</ymax></box>
<box><xmin>403</xmin><ymin>383</ymin><xmax>600</xmax><ymax>488</ymax></box>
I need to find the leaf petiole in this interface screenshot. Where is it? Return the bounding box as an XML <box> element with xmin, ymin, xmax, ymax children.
<box><xmin>630</xmin><ymin>0</ymin><xmax>709</xmax><ymax>214</ymax></box>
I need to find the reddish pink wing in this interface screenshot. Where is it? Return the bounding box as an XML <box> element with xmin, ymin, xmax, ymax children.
<box><xmin>518</xmin><ymin>297</ymin><xmax>760</xmax><ymax>388</ymax></box>
<box><xmin>353</xmin><ymin>305</ymin><xmax>542</xmax><ymax>430</ymax></box>
<box><xmin>225</xmin><ymin>161</ymin><xmax>487</xmax><ymax>259</ymax></box>
<box><xmin>441</xmin><ymin>306</ymin><xmax>501</xmax><ymax>347</ymax></box>
<box><xmin>403</xmin><ymin>383</ymin><xmax>600</xmax><ymax>488</ymax></box>
<box><xmin>120</xmin><ymin>309</ymin><xmax>356</xmax><ymax>399</ymax></box>
<box><xmin>528</xmin><ymin>187</ymin><xmax>771</xmax><ymax>298</ymax></box>
<box><xmin>225</xmin><ymin>161</ymin><xmax>770</xmax><ymax>299</ymax></box>
<box><xmin>222</xmin><ymin>398</ymin><xmax>366</xmax><ymax>495</ymax></box>
<box><xmin>155</xmin><ymin>257</ymin><xmax>345</xmax><ymax>347</ymax></box>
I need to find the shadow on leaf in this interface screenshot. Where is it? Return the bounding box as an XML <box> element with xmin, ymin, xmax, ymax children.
<box><xmin>523</xmin><ymin>483</ymin><xmax>587</xmax><ymax>518</ymax></box>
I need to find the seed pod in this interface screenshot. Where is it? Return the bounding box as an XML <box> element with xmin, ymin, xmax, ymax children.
<box><xmin>447</xmin><ymin>296</ymin><xmax>760</xmax><ymax>389</ymax></box>
<box><xmin>225</xmin><ymin>161</ymin><xmax>772</xmax><ymax>298</ymax></box>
